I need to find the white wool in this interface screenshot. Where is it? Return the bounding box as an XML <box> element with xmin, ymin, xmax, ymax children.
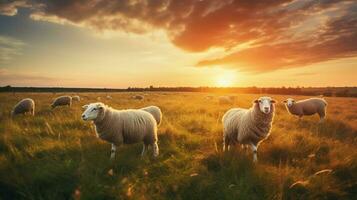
<box><xmin>12</xmin><ymin>98</ymin><xmax>35</xmax><ymax>116</ymax></box>
<box><xmin>82</xmin><ymin>102</ymin><xmax>159</xmax><ymax>157</ymax></box>
<box><xmin>222</xmin><ymin>96</ymin><xmax>275</xmax><ymax>162</ymax></box>
<box><xmin>284</xmin><ymin>98</ymin><xmax>327</xmax><ymax>121</ymax></box>
<box><xmin>51</xmin><ymin>96</ymin><xmax>72</xmax><ymax>108</ymax></box>
<box><xmin>141</xmin><ymin>106</ymin><xmax>162</xmax><ymax>126</ymax></box>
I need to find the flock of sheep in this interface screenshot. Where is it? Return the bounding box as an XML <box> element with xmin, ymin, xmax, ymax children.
<box><xmin>10</xmin><ymin>94</ymin><xmax>327</xmax><ymax>162</ymax></box>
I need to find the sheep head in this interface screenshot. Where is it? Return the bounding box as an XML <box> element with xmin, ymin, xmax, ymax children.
<box><xmin>254</xmin><ymin>96</ymin><xmax>276</xmax><ymax>114</ymax></box>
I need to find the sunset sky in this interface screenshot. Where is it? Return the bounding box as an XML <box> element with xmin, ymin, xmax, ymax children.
<box><xmin>0</xmin><ymin>0</ymin><xmax>356</xmax><ymax>88</ymax></box>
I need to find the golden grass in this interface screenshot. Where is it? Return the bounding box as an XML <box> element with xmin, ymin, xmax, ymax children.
<box><xmin>0</xmin><ymin>92</ymin><xmax>356</xmax><ymax>199</ymax></box>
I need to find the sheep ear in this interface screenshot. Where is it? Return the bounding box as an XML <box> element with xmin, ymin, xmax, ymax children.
<box><xmin>82</xmin><ymin>105</ymin><xmax>89</xmax><ymax>109</ymax></box>
<box><xmin>254</xmin><ymin>99</ymin><xmax>259</xmax><ymax>103</ymax></box>
<box><xmin>283</xmin><ymin>100</ymin><xmax>287</xmax><ymax>103</ymax></box>
<box><xmin>271</xmin><ymin>99</ymin><xmax>277</xmax><ymax>103</ymax></box>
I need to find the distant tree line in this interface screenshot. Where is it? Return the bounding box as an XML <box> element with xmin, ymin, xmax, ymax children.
<box><xmin>1</xmin><ymin>85</ymin><xmax>356</xmax><ymax>97</ymax></box>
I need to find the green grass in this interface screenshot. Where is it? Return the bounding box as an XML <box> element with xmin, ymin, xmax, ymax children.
<box><xmin>0</xmin><ymin>92</ymin><xmax>356</xmax><ymax>199</ymax></box>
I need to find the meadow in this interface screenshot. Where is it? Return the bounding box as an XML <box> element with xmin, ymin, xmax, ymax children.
<box><xmin>0</xmin><ymin>92</ymin><xmax>356</xmax><ymax>200</ymax></box>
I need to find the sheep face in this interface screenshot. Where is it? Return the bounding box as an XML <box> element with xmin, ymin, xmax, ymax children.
<box><xmin>81</xmin><ymin>103</ymin><xmax>104</xmax><ymax>121</ymax></box>
<box><xmin>284</xmin><ymin>98</ymin><xmax>295</xmax><ymax>107</ymax></box>
<box><xmin>254</xmin><ymin>96</ymin><xmax>276</xmax><ymax>114</ymax></box>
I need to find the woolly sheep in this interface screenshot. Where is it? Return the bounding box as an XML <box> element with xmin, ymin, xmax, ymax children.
<box><xmin>141</xmin><ymin>106</ymin><xmax>162</xmax><ymax>126</ymax></box>
<box><xmin>51</xmin><ymin>96</ymin><xmax>72</xmax><ymax>109</ymax></box>
<box><xmin>132</xmin><ymin>95</ymin><xmax>144</xmax><ymax>100</ymax></box>
<box><xmin>284</xmin><ymin>98</ymin><xmax>327</xmax><ymax>122</ymax></box>
<box><xmin>222</xmin><ymin>96</ymin><xmax>276</xmax><ymax>162</ymax></box>
<box><xmin>72</xmin><ymin>95</ymin><xmax>81</xmax><ymax>101</ymax></box>
<box><xmin>81</xmin><ymin>102</ymin><xmax>159</xmax><ymax>159</ymax></box>
<box><xmin>11</xmin><ymin>98</ymin><xmax>35</xmax><ymax>116</ymax></box>
<box><xmin>218</xmin><ymin>96</ymin><xmax>233</xmax><ymax>104</ymax></box>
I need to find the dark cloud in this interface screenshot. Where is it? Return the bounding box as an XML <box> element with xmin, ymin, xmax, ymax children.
<box><xmin>1</xmin><ymin>0</ymin><xmax>357</xmax><ymax>72</ymax></box>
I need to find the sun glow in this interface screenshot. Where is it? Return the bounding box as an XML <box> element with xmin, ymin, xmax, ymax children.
<box><xmin>216</xmin><ymin>72</ymin><xmax>236</xmax><ymax>87</ymax></box>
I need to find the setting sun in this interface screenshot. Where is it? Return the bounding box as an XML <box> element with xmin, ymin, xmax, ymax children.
<box><xmin>216</xmin><ymin>73</ymin><xmax>236</xmax><ymax>87</ymax></box>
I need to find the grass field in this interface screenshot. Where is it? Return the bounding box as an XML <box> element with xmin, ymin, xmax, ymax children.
<box><xmin>0</xmin><ymin>92</ymin><xmax>356</xmax><ymax>200</ymax></box>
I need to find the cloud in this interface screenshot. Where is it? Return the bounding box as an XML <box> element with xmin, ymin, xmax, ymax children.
<box><xmin>0</xmin><ymin>0</ymin><xmax>28</xmax><ymax>16</ymax></box>
<box><xmin>0</xmin><ymin>68</ymin><xmax>69</xmax><ymax>86</ymax></box>
<box><xmin>0</xmin><ymin>35</ymin><xmax>25</xmax><ymax>64</ymax></box>
<box><xmin>2</xmin><ymin>0</ymin><xmax>357</xmax><ymax>72</ymax></box>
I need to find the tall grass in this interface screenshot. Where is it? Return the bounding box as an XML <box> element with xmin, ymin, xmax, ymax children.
<box><xmin>0</xmin><ymin>92</ymin><xmax>356</xmax><ymax>199</ymax></box>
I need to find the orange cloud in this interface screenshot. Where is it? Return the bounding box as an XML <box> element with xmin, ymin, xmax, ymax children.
<box><xmin>1</xmin><ymin>0</ymin><xmax>356</xmax><ymax>72</ymax></box>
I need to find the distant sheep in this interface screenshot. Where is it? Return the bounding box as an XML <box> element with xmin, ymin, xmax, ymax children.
<box><xmin>51</xmin><ymin>96</ymin><xmax>72</xmax><ymax>109</ymax></box>
<box><xmin>222</xmin><ymin>96</ymin><xmax>276</xmax><ymax>162</ymax></box>
<box><xmin>106</xmin><ymin>95</ymin><xmax>112</xmax><ymax>99</ymax></box>
<box><xmin>132</xmin><ymin>95</ymin><xmax>144</xmax><ymax>100</ymax></box>
<box><xmin>72</xmin><ymin>95</ymin><xmax>80</xmax><ymax>101</ymax></box>
<box><xmin>97</xmin><ymin>97</ymin><xmax>101</xmax><ymax>101</ymax></box>
<box><xmin>218</xmin><ymin>96</ymin><xmax>233</xmax><ymax>104</ymax></box>
<box><xmin>81</xmin><ymin>102</ymin><xmax>159</xmax><ymax>159</ymax></box>
<box><xmin>12</xmin><ymin>98</ymin><xmax>35</xmax><ymax>116</ymax></box>
<box><xmin>284</xmin><ymin>98</ymin><xmax>327</xmax><ymax>122</ymax></box>
<box><xmin>141</xmin><ymin>106</ymin><xmax>162</xmax><ymax>126</ymax></box>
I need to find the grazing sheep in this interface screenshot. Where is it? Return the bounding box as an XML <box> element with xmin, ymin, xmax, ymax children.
<box><xmin>106</xmin><ymin>95</ymin><xmax>112</xmax><ymax>99</ymax></box>
<box><xmin>219</xmin><ymin>96</ymin><xmax>233</xmax><ymax>104</ymax></box>
<box><xmin>51</xmin><ymin>96</ymin><xmax>72</xmax><ymax>109</ymax></box>
<box><xmin>12</xmin><ymin>98</ymin><xmax>35</xmax><ymax>116</ymax></box>
<box><xmin>132</xmin><ymin>95</ymin><xmax>144</xmax><ymax>100</ymax></box>
<box><xmin>141</xmin><ymin>106</ymin><xmax>162</xmax><ymax>126</ymax></box>
<box><xmin>222</xmin><ymin>96</ymin><xmax>276</xmax><ymax>162</ymax></box>
<box><xmin>284</xmin><ymin>98</ymin><xmax>327</xmax><ymax>122</ymax></box>
<box><xmin>81</xmin><ymin>102</ymin><xmax>159</xmax><ymax>159</ymax></box>
<box><xmin>72</xmin><ymin>95</ymin><xmax>81</xmax><ymax>102</ymax></box>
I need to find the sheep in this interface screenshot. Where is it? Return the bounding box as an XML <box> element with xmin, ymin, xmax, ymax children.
<box><xmin>72</xmin><ymin>95</ymin><xmax>81</xmax><ymax>102</ymax></box>
<box><xmin>141</xmin><ymin>106</ymin><xmax>162</xmax><ymax>126</ymax></box>
<box><xmin>283</xmin><ymin>98</ymin><xmax>327</xmax><ymax>122</ymax></box>
<box><xmin>51</xmin><ymin>96</ymin><xmax>72</xmax><ymax>109</ymax></box>
<box><xmin>218</xmin><ymin>96</ymin><xmax>233</xmax><ymax>104</ymax></box>
<box><xmin>132</xmin><ymin>95</ymin><xmax>144</xmax><ymax>100</ymax></box>
<box><xmin>11</xmin><ymin>98</ymin><xmax>35</xmax><ymax>116</ymax></box>
<box><xmin>81</xmin><ymin>102</ymin><xmax>159</xmax><ymax>159</ymax></box>
<box><xmin>106</xmin><ymin>95</ymin><xmax>112</xmax><ymax>99</ymax></box>
<box><xmin>222</xmin><ymin>96</ymin><xmax>276</xmax><ymax>162</ymax></box>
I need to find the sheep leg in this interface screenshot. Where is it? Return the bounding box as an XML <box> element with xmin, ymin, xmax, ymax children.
<box><xmin>222</xmin><ymin>133</ymin><xmax>226</xmax><ymax>152</ymax></box>
<box><xmin>223</xmin><ymin>137</ymin><xmax>230</xmax><ymax>152</ymax></box>
<box><xmin>141</xmin><ymin>144</ymin><xmax>148</xmax><ymax>157</ymax></box>
<box><xmin>152</xmin><ymin>142</ymin><xmax>159</xmax><ymax>157</ymax></box>
<box><xmin>110</xmin><ymin>144</ymin><xmax>116</xmax><ymax>160</ymax></box>
<box><xmin>318</xmin><ymin>109</ymin><xmax>326</xmax><ymax>123</ymax></box>
<box><xmin>250</xmin><ymin>143</ymin><xmax>258</xmax><ymax>163</ymax></box>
